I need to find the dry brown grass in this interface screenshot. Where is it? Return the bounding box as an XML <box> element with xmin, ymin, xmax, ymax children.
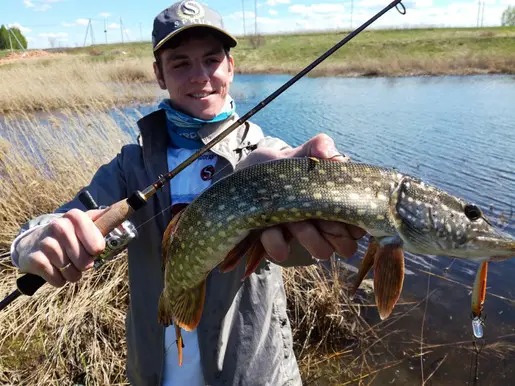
<box><xmin>0</xmin><ymin>55</ymin><xmax>160</xmax><ymax>114</ymax></box>
<box><xmin>236</xmin><ymin>54</ymin><xmax>515</xmax><ymax>78</ymax></box>
<box><xmin>283</xmin><ymin>259</ymin><xmax>376</xmax><ymax>383</ymax></box>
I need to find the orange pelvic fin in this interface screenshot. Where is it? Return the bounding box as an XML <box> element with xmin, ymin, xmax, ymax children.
<box><xmin>219</xmin><ymin>230</ymin><xmax>261</xmax><ymax>273</ymax></box>
<box><xmin>175</xmin><ymin>324</ymin><xmax>184</xmax><ymax>367</ymax></box>
<box><xmin>162</xmin><ymin>207</ymin><xmax>187</xmax><ymax>270</ymax></box>
<box><xmin>373</xmin><ymin>241</ymin><xmax>405</xmax><ymax>320</ymax></box>
<box><xmin>242</xmin><ymin>238</ymin><xmax>266</xmax><ymax>281</ymax></box>
<box><xmin>471</xmin><ymin>261</ymin><xmax>488</xmax><ymax>318</ymax></box>
<box><xmin>170</xmin><ymin>279</ymin><xmax>207</xmax><ymax>331</ymax></box>
<box><xmin>350</xmin><ymin>237</ymin><xmax>379</xmax><ymax>299</ymax></box>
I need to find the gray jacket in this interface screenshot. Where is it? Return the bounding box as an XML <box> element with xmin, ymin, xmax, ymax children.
<box><xmin>18</xmin><ymin>110</ymin><xmax>315</xmax><ymax>385</ymax></box>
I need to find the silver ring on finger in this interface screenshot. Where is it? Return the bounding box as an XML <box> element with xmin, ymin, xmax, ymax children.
<box><xmin>58</xmin><ymin>262</ymin><xmax>73</xmax><ymax>273</ymax></box>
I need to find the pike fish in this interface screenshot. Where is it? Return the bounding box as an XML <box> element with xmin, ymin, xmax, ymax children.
<box><xmin>158</xmin><ymin>157</ymin><xmax>515</xmax><ymax>336</ymax></box>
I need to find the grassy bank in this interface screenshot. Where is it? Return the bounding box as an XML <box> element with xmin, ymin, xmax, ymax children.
<box><xmin>1</xmin><ymin>27</ymin><xmax>515</xmax><ymax>113</ymax></box>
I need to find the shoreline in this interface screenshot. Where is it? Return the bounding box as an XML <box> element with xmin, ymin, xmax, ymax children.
<box><xmin>1</xmin><ymin>26</ymin><xmax>515</xmax><ymax>113</ymax></box>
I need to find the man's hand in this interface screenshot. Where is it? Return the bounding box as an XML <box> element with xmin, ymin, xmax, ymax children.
<box><xmin>15</xmin><ymin>209</ymin><xmax>106</xmax><ymax>287</ymax></box>
<box><xmin>238</xmin><ymin>133</ymin><xmax>366</xmax><ymax>264</ymax></box>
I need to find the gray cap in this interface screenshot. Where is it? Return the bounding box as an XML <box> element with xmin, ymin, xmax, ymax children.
<box><xmin>152</xmin><ymin>1</ymin><xmax>237</xmax><ymax>52</ymax></box>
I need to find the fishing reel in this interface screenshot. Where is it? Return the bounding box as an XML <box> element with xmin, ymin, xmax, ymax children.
<box><xmin>78</xmin><ymin>191</ymin><xmax>138</xmax><ymax>269</ymax></box>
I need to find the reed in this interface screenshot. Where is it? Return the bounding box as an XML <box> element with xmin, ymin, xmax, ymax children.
<box><xmin>0</xmin><ymin>55</ymin><xmax>160</xmax><ymax>114</ymax></box>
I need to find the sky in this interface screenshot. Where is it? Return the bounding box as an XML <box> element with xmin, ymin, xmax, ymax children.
<box><xmin>2</xmin><ymin>0</ymin><xmax>515</xmax><ymax>49</ymax></box>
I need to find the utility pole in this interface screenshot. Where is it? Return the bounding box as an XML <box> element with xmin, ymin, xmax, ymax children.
<box><xmin>140</xmin><ymin>22</ymin><xmax>143</xmax><ymax>41</ymax></box>
<box><xmin>476</xmin><ymin>0</ymin><xmax>481</xmax><ymax>27</ymax></box>
<box><xmin>242</xmin><ymin>0</ymin><xmax>246</xmax><ymax>36</ymax></box>
<box><xmin>254</xmin><ymin>0</ymin><xmax>258</xmax><ymax>35</ymax></box>
<box><xmin>120</xmin><ymin>17</ymin><xmax>124</xmax><ymax>43</ymax></box>
<box><xmin>480</xmin><ymin>1</ymin><xmax>485</xmax><ymax>27</ymax></box>
<box><xmin>8</xmin><ymin>28</ymin><xmax>13</xmax><ymax>52</ymax></box>
<box><xmin>90</xmin><ymin>20</ymin><xmax>96</xmax><ymax>45</ymax></box>
<box><xmin>8</xmin><ymin>28</ymin><xmax>26</xmax><ymax>51</ymax></box>
<box><xmin>104</xmin><ymin>18</ymin><xmax>108</xmax><ymax>44</ymax></box>
<box><xmin>350</xmin><ymin>0</ymin><xmax>354</xmax><ymax>29</ymax></box>
<box><xmin>83</xmin><ymin>19</ymin><xmax>91</xmax><ymax>46</ymax></box>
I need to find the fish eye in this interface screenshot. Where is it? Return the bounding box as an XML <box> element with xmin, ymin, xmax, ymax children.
<box><xmin>464</xmin><ymin>204</ymin><xmax>482</xmax><ymax>221</ymax></box>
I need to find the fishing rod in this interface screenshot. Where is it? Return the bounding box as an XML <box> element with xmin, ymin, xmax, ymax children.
<box><xmin>0</xmin><ymin>0</ymin><xmax>406</xmax><ymax>312</ymax></box>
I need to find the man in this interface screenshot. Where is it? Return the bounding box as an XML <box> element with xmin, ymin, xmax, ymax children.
<box><xmin>11</xmin><ymin>1</ymin><xmax>364</xmax><ymax>385</ymax></box>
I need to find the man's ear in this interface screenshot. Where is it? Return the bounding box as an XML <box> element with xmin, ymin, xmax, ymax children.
<box><xmin>227</xmin><ymin>54</ymin><xmax>235</xmax><ymax>83</ymax></box>
<box><xmin>153</xmin><ymin>61</ymin><xmax>167</xmax><ymax>90</ymax></box>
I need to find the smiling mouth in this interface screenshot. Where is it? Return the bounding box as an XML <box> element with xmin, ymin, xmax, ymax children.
<box><xmin>189</xmin><ymin>91</ymin><xmax>214</xmax><ymax>99</ymax></box>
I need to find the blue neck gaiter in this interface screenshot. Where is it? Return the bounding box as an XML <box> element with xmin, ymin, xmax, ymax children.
<box><xmin>159</xmin><ymin>96</ymin><xmax>236</xmax><ymax>149</ymax></box>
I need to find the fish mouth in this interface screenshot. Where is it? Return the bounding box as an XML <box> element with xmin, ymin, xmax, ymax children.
<box><xmin>472</xmin><ymin>233</ymin><xmax>515</xmax><ymax>259</ymax></box>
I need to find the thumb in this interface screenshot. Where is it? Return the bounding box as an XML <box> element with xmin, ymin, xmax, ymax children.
<box><xmin>287</xmin><ymin>134</ymin><xmax>347</xmax><ymax>161</ymax></box>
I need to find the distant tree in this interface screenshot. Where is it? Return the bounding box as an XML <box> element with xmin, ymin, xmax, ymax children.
<box><xmin>0</xmin><ymin>25</ymin><xmax>28</xmax><ymax>50</ymax></box>
<box><xmin>0</xmin><ymin>25</ymin><xmax>9</xmax><ymax>50</ymax></box>
<box><xmin>501</xmin><ymin>6</ymin><xmax>515</xmax><ymax>26</ymax></box>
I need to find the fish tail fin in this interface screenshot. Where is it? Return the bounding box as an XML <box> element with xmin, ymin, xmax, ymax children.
<box><xmin>172</xmin><ymin>279</ymin><xmax>207</xmax><ymax>331</ymax></box>
<box><xmin>158</xmin><ymin>292</ymin><xmax>174</xmax><ymax>327</ymax></box>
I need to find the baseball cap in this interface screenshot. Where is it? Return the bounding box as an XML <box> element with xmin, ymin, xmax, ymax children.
<box><xmin>152</xmin><ymin>1</ymin><xmax>238</xmax><ymax>52</ymax></box>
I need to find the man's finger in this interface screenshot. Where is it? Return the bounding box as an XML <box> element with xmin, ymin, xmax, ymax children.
<box><xmin>261</xmin><ymin>226</ymin><xmax>290</xmax><ymax>263</ymax></box>
<box><xmin>313</xmin><ymin>220</ymin><xmax>366</xmax><ymax>258</ymax></box>
<box><xmin>286</xmin><ymin>221</ymin><xmax>334</xmax><ymax>261</ymax></box>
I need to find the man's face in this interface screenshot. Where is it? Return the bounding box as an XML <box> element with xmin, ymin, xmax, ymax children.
<box><xmin>154</xmin><ymin>34</ymin><xmax>234</xmax><ymax>120</ymax></box>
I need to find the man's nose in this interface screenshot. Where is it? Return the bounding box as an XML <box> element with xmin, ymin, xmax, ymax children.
<box><xmin>190</xmin><ymin>62</ymin><xmax>210</xmax><ymax>83</ymax></box>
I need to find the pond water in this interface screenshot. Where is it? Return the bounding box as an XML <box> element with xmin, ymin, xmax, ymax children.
<box><xmin>3</xmin><ymin>73</ymin><xmax>515</xmax><ymax>384</ymax></box>
<box><xmin>139</xmin><ymin>74</ymin><xmax>514</xmax><ymax>384</ymax></box>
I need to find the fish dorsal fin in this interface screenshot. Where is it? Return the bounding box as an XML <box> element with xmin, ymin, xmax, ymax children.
<box><xmin>219</xmin><ymin>230</ymin><xmax>261</xmax><ymax>273</ymax></box>
<box><xmin>350</xmin><ymin>236</ymin><xmax>379</xmax><ymax>298</ymax></box>
<box><xmin>171</xmin><ymin>279</ymin><xmax>207</xmax><ymax>331</ymax></box>
<box><xmin>373</xmin><ymin>238</ymin><xmax>405</xmax><ymax>320</ymax></box>
<box><xmin>162</xmin><ymin>206</ymin><xmax>187</xmax><ymax>270</ymax></box>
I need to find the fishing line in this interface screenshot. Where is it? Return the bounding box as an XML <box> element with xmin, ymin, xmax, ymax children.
<box><xmin>469</xmin><ymin>338</ymin><xmax>485</xmax><ymax>386</ymax></box>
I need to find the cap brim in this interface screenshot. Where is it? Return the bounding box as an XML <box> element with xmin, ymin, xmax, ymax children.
<box><xmin>153</xmin><ymin>25</ymin><xmax>238</xmax><ymax>52</ymax></box>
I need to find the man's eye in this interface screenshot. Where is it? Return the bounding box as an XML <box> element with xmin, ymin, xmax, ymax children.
<box><xmin>207</xmin><ymin>57</ymin><xmax>221</xmax><ymax>64</ymax></box>
<box><xmin>171</xmin><ymin>62</ymin><xmax>188</xmax><ymax>69</ymax></box>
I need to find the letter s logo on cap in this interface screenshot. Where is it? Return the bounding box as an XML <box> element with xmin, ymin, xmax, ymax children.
<box><xmin>179</xmin><ymin>1</ymin><xmax>204</xmax><ymax>18</ymax></box>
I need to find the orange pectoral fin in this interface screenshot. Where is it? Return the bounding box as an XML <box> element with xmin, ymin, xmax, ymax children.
<box><xmin>471</xmin><ymin>261</ymin><xmax>488</xmax><ymax>318</ymax></box>
<box><xmin>162</xmin><ymin>206</ymin><xmax>187</xmax><ymax>269</ymax></box>
<box><xmin>350</xmin><ymin>236</ymin><xmax>379</xmax><ymax>299</ymax></box>
<box><xmin>373</xmin><ymin>242</ymin><xmax>405</xmax><ymax>320</ymax></box>
<box><xmin>219</xmin><ymin>230</ymin><xmax>262</xmax><ymax>273</ymax></box>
